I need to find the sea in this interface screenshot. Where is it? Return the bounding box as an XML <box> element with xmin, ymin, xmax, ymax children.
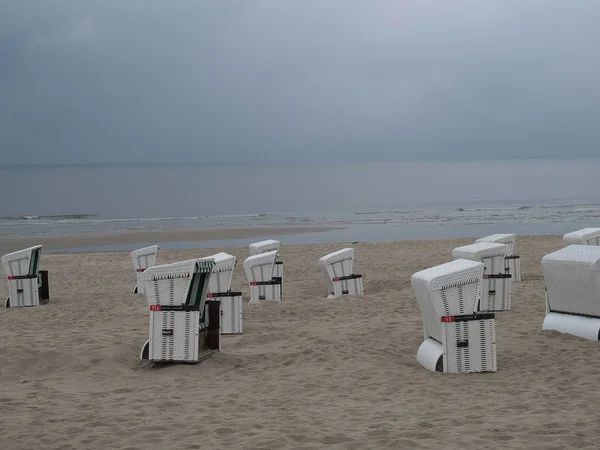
<box><xmin>1</xmin><ymin>158</ymin><xmax>600</xmax><ymax>252</ymax></box>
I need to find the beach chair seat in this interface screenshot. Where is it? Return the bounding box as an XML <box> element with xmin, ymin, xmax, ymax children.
<box><xmin>563</xmin><ymin>228</ymin><xmax>600</xmax><ymax>246</ymax></box>
<box><xmin>2</xmin><ymin>245</ymin><xmax>43</xmax><ymax>308</ymax></box>
<box><xmin>476</xmin><ymin>233</ymin><xmax>521</xmax><ymax>282</ymax></box>
<box><xmin>542</xmin><ymin>245</ymin><xmax>600</xmax><ymax>341</ymax></box>
<box><xmin>244</xmin><ymin>251</ymin><xmax>282</xmax><ymax>305</ymax></box>
<box><xmin>205</xmin><ymin>252</ymin><xmax>243</xmax><ymax>335</ymax></box>
<box><xmin>140</xmin><ymin>258</ymin><xmax>220</xmax><ymax>363</ymax></box>
<box><xmin>131</xmin><ymin>245</ymin><xmax>159</xmax><ymax>294</ymax></box>
<box><xmin>249</xmin><ymin>239</ymin><xmax>283</xmax><ymax>281</ymax></box>
<box><xmin>318</xmin><ymin>248</ymin><xmax>364</xmax><ymax>299</ymax></box>
<box><xmin>452</xmin><ymin>242</ymin><xmax>511</xmax><ymax>311</ymax></box>
<box><xmin>411</xmin><ymin>259</ymin><xmax>497</xmax><ymax>373</ymax></box>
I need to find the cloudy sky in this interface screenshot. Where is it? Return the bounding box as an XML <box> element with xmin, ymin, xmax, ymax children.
<box><xmin>1</xmin><ymin>0</ymin><xmax>599</xmax><ymax>165</ymax></box>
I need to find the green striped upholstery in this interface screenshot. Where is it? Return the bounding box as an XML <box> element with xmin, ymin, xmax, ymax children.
<box><xmin>196</xmin><ymin>260</ymin><xmax>215</xmax><ymax>273</ymax></box>
<box><xmin>28</xmin><ymin>247</ymin><xmax>41</xmax><ymax>275</ymax></box>
<box><xmin>181</xmin><ymin>261</ymin><xmax>216</xmax><ymax>325</ymax></box>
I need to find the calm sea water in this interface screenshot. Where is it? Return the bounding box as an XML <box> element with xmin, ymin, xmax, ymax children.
<box><xmin>1</xmin><ymin>159</ymin><xmax>600</xmax><ymax>251</ymax></box>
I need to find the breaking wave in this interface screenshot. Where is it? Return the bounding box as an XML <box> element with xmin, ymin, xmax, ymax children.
<box><xmin>354</xmin><ymin>210</ymin><xmax>422</xmax><ymax>215</ymax></box>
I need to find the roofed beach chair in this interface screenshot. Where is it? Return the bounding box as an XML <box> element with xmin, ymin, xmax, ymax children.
<box><xmin>452</xmin><ymin>242</ymin><xmax>511</xmax><ymax>311</ymax></box>
<box><xmin>139</xmin><ymin>258</ymin><xmax>220</xmax><ymax>363</ymax></box>
<box><xmin>249</xmin><ymin>239</ymin><xmax>283</xmax><ymax>283</ymax></box>
<box><xmin>131</xmin><ymin>245</ymin><xmax>159</xmax><ymax>295</ymax></box>
<box><xmin>476</xmin><ymin>233</ymin><xmax>521</xmax><ymax>282</ymax></box>
<box><xmin>542</xmin><ymin>245</ymin><xmax>600</xmax><ymax>340</ymax></box>
<box><xmin>411</xmin><ymin>259</ymin><xmax>497</xmax><ymax>373</ymax></box>
<box><xmin>318</xmin><ymin>248</ymin><xmax>364</xmax><ymax>299</ymax></box>
<box><xmin>244</xmin><ymin>250</ymin><xmax>282</xmax><ymax>305</ymax></box>
<box><xmin>205</xmin><ymin>252</ymin><xmax>243</xmax><ymax>335</ymax></box>
<box><xmin>2</xmin><ymin>245</ymin><xmax>43</xmax><ymax>308</ymax></box>
<box><xmin>563</xmin><ymin>228</ymin><xmax>600</xmax><ymax>246</ymax></box>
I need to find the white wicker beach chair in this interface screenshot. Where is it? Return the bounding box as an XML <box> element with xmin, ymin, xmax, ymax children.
<box><xmin>318</xmin><ymin>248</ymin><xmax>364</xmax><ymax>299</ymax></box>
<box><xmin>476</xmin><ymin>233</ymin><xmax>521</xmax><ymax>282</ymax></box>
<box><xmin>205</xmin><ymin>252</ymin><xmax>243</xmax><ymax>335</ymax></box>
<box><xmin>244</xmin><ymin>251</ymin><xmax>282</xmax><ymax>305</ymax></box>
<box><xmin>131</xmin><ymin>245</ymin><xmax>159</xmax><ymax>295</ymax></box>
<box><xmin>411</xmin><ymin>259</ymin><xmax>497</xmax><ymax>373</ymax></box>
<box><xmin>563</xmin><ymin>228</ymin><xmax>600</xmax><ymax>246</ymax></box>
<box><xmin>542</xmin><ymin>245</ymin><xmax>600</xmax><ymax>340</ymax></box>
<box><xmin>249</xmin><ymin>239</ymin><xmax>283</xmax><ymax>281</ymax></box>
<box><xmin>452</xmin><ymin>242</ymin><xmax>511</xmax><ymax>311</ymax></box>
<box><xmin>2</xmin><ymin>245</ymin><xmax>43</xmax><ymax>308</ymax></box>
<box><xmin>139</xmin><ymin>258</ymin><xmax>220</xmax><ymax>363</ymax></box>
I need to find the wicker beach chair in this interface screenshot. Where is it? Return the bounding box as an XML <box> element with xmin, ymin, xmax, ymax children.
<box><xmin>2</xmin><ymin>245</ymin><xmax>43</xmax><ymax>308</ymax></box>
<box><xmin>139</xmin><ymin>258</ymin><xmax>220</xmax><ymax>363</ymax></box>
<box><xmin>318</xmin><ymin>248</ymin><xmax>364</xmax><ymax>299</ymax></box>
<box><xmin>131</xmin><ymin>245</ymin><xmax>159</xmax><ymax>295</ymax></box>
<box><xmin>542</xmin><ymin>245</ymin><xmax>600</xmax><ymax>340</ymax></box>
<box><xmin>205</xmin><ymin>252</ymin><xmax>243</xmax><ymax>335</ymax></box>
<box><xmin>563</xmin><ymin>228</ymin><xmax>600</xmax><ymax>246</ymax></box>
<box><xmin>476</xmin><ymin>233</ymin><xmax>521</xmax><ymax>282</ymax></box>
<box><xmin>411</xmin><ymin>259</ymin><xmax>497</xmax><ymax>373</ymax></box>
<box><xmin>249</xmin><ymin>239</ymin><xmax>283</xmax><ymax>282</ymax></box>
<box><xmin>244</xmin><ymin>251</ymin><xmax>282</xmax><ymax>305</ymax></box>
<box><xmin>452</xmin><ymin>242</ymin><xmax>511</xmax><ymax>311</ymax></box>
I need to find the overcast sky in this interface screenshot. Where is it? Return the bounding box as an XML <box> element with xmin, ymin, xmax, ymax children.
<box><xmin>1</xmin><ymin>0</ymin><xmax>599</xmax><ymax>165</ymax></box>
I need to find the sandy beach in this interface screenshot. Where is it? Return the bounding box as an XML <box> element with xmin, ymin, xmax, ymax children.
<box><xmin>1</xmin><ymin>233</ymin><xmax>599</xmax><ymax>449</ymax></box>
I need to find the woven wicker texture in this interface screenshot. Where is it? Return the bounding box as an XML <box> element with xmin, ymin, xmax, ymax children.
<box><xmin>1</xmin><ymin>245</ymin><xmax>43</xmax><ymax>276</ymax></box>
<box><xmin>249</xmin><ymin>239</ymin><xmax>281</xmax><ymax>256</ymax></box>
<box><xmin>476</xmin><ymin>234</ymin><xmax>516</xmax><ymax>256</ymax></box>
<box><xmin>219</xmin><ymin>294</ymin><xmax>243</xmax><ymax>334</ymax></box>
<box><xmin>205</xmin><ymin>252</ymin><xmax>236</xmax><ymax>294</ymax></box>
<box><xmin>563</xmin><ymin>228</ymin><xmax>600</xmax><ymax>245</ymax></box>
<box><xmin>443</xmin><ymin>319</ymin><xmax>497</xmax><ymax>373</ymax></box>
<box><xmin>412</xmin><ymin>259</ymin><xmax>484</xmax><ymax>343</ymax></box>
<box><xmin>149</xmin><ymin>310</ymin><xmax>200</xmax><ymax>361</ymax></box>
<box><xmin>2</xmin><ymin>245</ymin><xmax>43</xmax><ymax>308</ymax></box>
<box><xmin>130</xmin><ymin>245</ymin><xmax>159</xmax><ymax>270</ymax></box>
<box><xmin>131</xmin><ymin>245</ymin><xmax>159</xmax><ymax>294</ymax></box>
<box><xmin>543</xmin><ymin>244</ymin><xmax>600</xmax><ymax>317</ymax></box>
<box><xmin>243</xmin><ymin>251</ymin><xmax>277</xmax><ymax>282</ymax></box>
<box><xmin>319</xmin><ymin>248</ymin><xmax>356</xmax><ymax>296</ymax></box>
<box><xmin>143</xmin><ymin>258</ymin><xmax>215</xmax><ymax>307</ymax></box>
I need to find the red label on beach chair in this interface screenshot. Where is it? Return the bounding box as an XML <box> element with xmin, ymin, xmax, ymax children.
<box><xmin>441</xmin><ymin>316</ymin><xmax>455</xmax><ymax>323</ymax></box>
<box><xmin>250</xmin><ymin>282</ymin><xmax>257</xmax><ymax>286</ymax></box>
<box><xmin>206</xmin><ymin>293</ymin><xmax>213</xmax><ymax>298</ymax></box>
<box><xmin>7</xmin><ymin>276</ymin><xmax>14</xmax><ymax>280</ymax></box>
<box><xmin>150</xmin><ymin>305</ymin><xmax>162</xmax><ymax>311</ymax></box>
<box><xmin>137</xmin><ymin>269</ymin><xmax>145</xmax><ymax>272</ymax></box>
<box><xmin>333</xmin><ymin>277</ymin><xmax>340</xmax><ymax>282</ymax></box>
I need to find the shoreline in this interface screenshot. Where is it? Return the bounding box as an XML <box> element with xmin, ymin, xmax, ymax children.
<box><xmin>0</xmin><ymin>226</ymin><xmax>344</xmax><ymax>254</ymax></box>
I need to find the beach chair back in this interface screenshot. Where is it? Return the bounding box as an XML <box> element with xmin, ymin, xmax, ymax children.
<box><xmin>563</xmin><ymin>228</ymin><xmax>600</xmax><ymax>246</ymax></box>
<box><xmin>543</xmin><ymin>245</ymin><xmax>600</xmax><ymax>318</ymax></box>
<box><xmin>1</xmin><ymin>245</ymin><xmax>43</xmax><ymax>307</ymax></box>
<box><xmin>205</xmin><ymin>252</ymin><xmax>236</xmax><ymax>295</ymax></box>
<box><xmin>249</xmin><ymin>239</ymin><xmax>280</xmax><ymax>256</ymax></box>
<box><xmin>475</xmin><ymin>234</ymin><xmax>516</xmax><ymax>256</ymax></box>
<box><xmin>244</xmin><ymin>251</ymin><xmax>277</xmax><ymax>283</ymax></box>
<box><xmin>131</xmin><ymin>245</ymin><xmax>159</xmax><ymax>294</ymax></box>
<box><xmin>319</xmin><ymin>248</ymin><xmax>354</xmax><ymax>292</ymax></box>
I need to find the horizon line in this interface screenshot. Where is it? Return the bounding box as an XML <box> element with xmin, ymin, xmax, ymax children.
<box><xmin>2</xmin><ymin>155</ymin><xmax>600</xmax><ymax>169</ymax></box>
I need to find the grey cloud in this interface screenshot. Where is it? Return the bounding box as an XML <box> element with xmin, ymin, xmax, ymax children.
<box><xmin>1</xmin><ymin>0</ymin><xmax>600</xmax><ymax>165</ymax></box>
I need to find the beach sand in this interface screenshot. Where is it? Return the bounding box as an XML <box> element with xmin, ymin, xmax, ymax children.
<box><xmin>1</xmin><ymin>234</ymin><xmax>599</xmax><ymax>449</ymax></box>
